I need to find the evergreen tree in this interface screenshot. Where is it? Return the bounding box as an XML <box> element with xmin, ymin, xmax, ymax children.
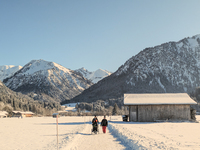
<box><xmin>3</xmin><ymin>105</ymin><xmax>13</xmax><ymax>116</ymax></box>
<box><xmin>112</xmin><ymin>103</ymin><xmax>119</xmax><ymax>115</ymax></box>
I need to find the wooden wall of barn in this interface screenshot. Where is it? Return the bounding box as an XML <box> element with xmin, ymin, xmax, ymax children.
<box><xmin>129</xmin><ymin>104</ymin><xmax>191</xmax><ymax>122</ymax></box>
<box><xmin>129</xmin><ymin>106</ymin><xmax>137</xmax><ymax>122</ymax></box>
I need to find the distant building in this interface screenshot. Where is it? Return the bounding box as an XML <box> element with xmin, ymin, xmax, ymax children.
<box><xmin>124</xmin><ymin>93</ymin><xmax>197</xmax><ymax>122</ymax></box>
<box><xmin>52</xmin><ymin>113</ymin><xmax>60</xmax><ymax>118</ymax></box>
<box><xmin>0</xmin><ymin>111</ymin><xmax>8</xmax><ymax>118</ymax></box>
<box><xmin>12</xmin><ymin>111</ymin><xmax>34</xmax><ymax>118</ymax></box>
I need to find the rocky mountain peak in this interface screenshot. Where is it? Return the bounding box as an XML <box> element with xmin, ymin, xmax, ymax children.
<box><xmin>0</xmin><ymin>65</ymin><xmax>22</xmax><ymax>81</ymax></box>
<box><xmin>75</xmin><ymin>68</ymin><xmax>112</xmax><ymax>84</ymax></box>
<box><xmin>3</xmin><ymin>59</ymin><xmax>93</xmax><ymax>102</ymax></box>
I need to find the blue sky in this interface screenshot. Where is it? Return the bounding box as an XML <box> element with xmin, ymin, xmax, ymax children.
<box><xmin>1</xmin><ymin>0</ymin><xmax>200</xmax><ymax>72</ymax></box>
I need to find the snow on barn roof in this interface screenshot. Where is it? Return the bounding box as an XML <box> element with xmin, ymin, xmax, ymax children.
<box><xmin>12</xmin><ymin>111</ymin><xmax>34</xmax><ymax>114</ymax></box>
<box><xmin>52</xmin><ymin>113</ymin><xmax>59</xmax><ymax>115</ymax></box>
<box><xmin>124</xmin><ymin>93</ymin><xmax>197</xmax><ymax>105</ymax></box>
<box><xmin>21</xmin><ymin>111</ymin><xmax>34</xmax><ymax>115</ymax></box>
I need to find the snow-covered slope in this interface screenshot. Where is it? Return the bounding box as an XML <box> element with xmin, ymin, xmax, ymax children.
<box><xmin>66</xmin><ymin>34</ymin><xmax>200</xmax><ymax>104</ymax></box>
<box><xmin>0</xmin><ymin>65</ymin><xmax>22</xmax><ymax>81</ymax></box>
<box><xmin>3</xmin><ymin>59</ymin><xmax>93</xmax><ymax>102</ymax></box>
<box><xmin>0</xmin><ymin>80</ymin><xmax>60</xmax><ymax>114</ymax></box>
<box><xmin>75</xmin><ymin>67</ymin><xmax>112</xmax><ymax>83</ymax></box>
<box><xmin>115</xmin><ymin>34</ymin><xmax>200</xmax><ymax>92</ymax></box>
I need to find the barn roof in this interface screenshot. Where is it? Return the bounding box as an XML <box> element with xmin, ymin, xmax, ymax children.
<box><xmin>124</xmin><ymin>93</ymin><xmax>197</xmax><ymax>105</ymax></box>
<box><xmin>52</xmin><ymin>113</ymin><xmax>59</xmax><ymax>115</ymax></box>
<box><xmin>21</xmin><ymin>111</ymin><xmax>34</xmax><ymax>115</ymax></box>
<box><xmin>12</xmin><ymin>111</ymin><xmax>34</xmax><ymax>115</ymax></box>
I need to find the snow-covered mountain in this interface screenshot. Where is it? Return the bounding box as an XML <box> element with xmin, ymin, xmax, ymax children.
<box><xmin>115</xmin><ymin>34</ymin><xmax>200</xmax><ymax>92</ymax></box>
<box><xmin>0</xmin><ymin>65</ymin><xmax>22</xmax><ymax>81</ymax></box>
<box><xmin>3</xmin><ymin>59</ymin><xmax>93</xmax><ymax>102</ymax></box>
<box><xmin>65</xmin><ymin>34</ymin><xmax>200</xmax><ymax>104</ymax></box>
<box><xmin>75</xmin><ymin>68</ymin><xmax>112</xmax><ymax>83</ymax></box>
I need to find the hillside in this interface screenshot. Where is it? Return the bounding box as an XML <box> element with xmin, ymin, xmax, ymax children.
<box><xmin>63</xmin><ymin>34</ymin><xmax>200</xmax><ymax>104</ymax></box>
<box><xmin>0</xmin><ymin>81</ymin><xmax>60</xmax><ymax>116</ymax></box>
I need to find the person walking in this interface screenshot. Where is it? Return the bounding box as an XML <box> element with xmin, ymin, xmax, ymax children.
<box><xmin>101</xmin><ymin>115</ymin><xmax>108</xmax><ymax>133</ymax></box>
<box><xmin>92</xmin><ymin>115</ymin><xmax>99</xmax><ymax>133</ymax></box>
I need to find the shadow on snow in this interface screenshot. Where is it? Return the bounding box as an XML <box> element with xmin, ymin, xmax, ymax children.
<box><xmin>36</xmin><ymin>121</ymin><xmax>91</xmax><ymax>126</ymax></box>
<box><xmin>109</xmin><ymin>120</ymin><xmax>158</xmax><ymax>125</ymax></box>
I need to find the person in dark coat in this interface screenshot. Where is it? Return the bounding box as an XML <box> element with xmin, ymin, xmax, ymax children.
<box><xmin>92</xmin><ymin>115</ymin><xmax>99</xmax><ymax>132</ymax></box>
<box><xmin>101</xmin><ymin>115</ymin><xmax>108</xmax><ymax>133</ymax></box>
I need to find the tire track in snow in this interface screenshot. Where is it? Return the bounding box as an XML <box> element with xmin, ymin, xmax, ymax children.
<box><xmin>108</xmin><ymin>122</ymin><xmax>147</xmax><ymax>150</ymax></box>
<box><xmin>108</xmin><ymin>122</ymin><xmax>180</xmax><ymax>150</ymax></box>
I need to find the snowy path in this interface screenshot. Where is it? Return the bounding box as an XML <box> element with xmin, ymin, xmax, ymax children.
<box><xmin>1</xmin><ymin>116</ymin><xmax>200</xmax><ymax>150</ymax></box>
<box><xmin>63</xmin><ymin>117</ymin><xmax>128</xmax><ymax>150</ymax></box>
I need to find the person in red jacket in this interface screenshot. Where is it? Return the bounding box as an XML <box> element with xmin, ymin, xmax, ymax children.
<box><xmin>101</xmin><ymin>115</ymin><xmax>108</xmax><ymax>133</ymax></box>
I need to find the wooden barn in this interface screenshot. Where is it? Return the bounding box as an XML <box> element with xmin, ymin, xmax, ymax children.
<box><xmin>12</xmin><ymin>111</ymin><xmax>34</xmax><ymax>118</ymax></box>
<box><xmin>124</xmin><ymin>93</ymin><xmax>197</xmax><ymax>122</ymax></box>
<box><xmin>22</xmin><ymin>111</ymin><xmax>34</xmax><ymax>117</ymax></box>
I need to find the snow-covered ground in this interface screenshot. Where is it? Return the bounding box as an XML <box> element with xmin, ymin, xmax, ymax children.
<box><xmin>0</xmin><ymin>116</ymin><xmax>200</xmax><ymax>150</ymax></box>
<box><xmin>109</xmin><ymin>116</ymin><xmax>200</xmax><ymax>150</ymax></box>
<box><xmin>62</xmin><ymin>103</ymin><xmax>77</xmax><ymax>111</ymax></box>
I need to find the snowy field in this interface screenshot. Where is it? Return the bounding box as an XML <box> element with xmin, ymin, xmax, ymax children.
<box><xmin>0</xmin><ymin>116</ymin><xmax>200</xmax><ymax>150</ymax></box>
<box><xmin>62</xmin><ymin>103</ymin><xmax>77</xmax><ymax>111</ymax></box>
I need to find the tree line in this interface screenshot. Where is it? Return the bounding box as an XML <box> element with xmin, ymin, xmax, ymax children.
<box><xmin>0</xmin><ymin>84</ymin><xmax>61</xmax><ymax>116</ymax></box>
<box><xmin>59</xmin><ymin>100</ymin><xmax>129</xmax><ymax>116</ymax></box>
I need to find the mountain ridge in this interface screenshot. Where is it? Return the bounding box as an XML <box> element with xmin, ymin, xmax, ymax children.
<box><xmin>3</xmin><ymin>59</ymin><xmax>93</xmax><ymax>102</ymax></box>
<box><xmin>0</xmin><ymin>65</ymin><xmax>22</xmax><ymax>81</ymax></box>
<box><xmin>62</xmin><ymin>34</ymin><xmax>200</xmax><ymax>104</ymax></box>
<box><xmin>75</xmin><ymin>67</ymin><xmax>112</xmax><ymax>83</ymax></box>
